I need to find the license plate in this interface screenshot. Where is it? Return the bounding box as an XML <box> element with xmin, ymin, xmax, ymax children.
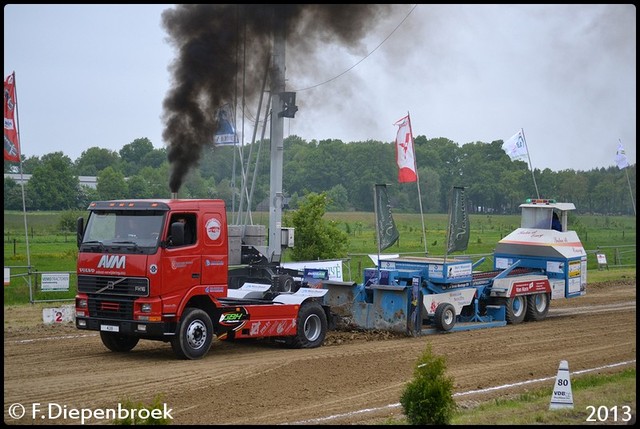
<box><xmin>100</xmin><ymin>324</ymin><xmax>119</xmax><ymax>333</ymax></box>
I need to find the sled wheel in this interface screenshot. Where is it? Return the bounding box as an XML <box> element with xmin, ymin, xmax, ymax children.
<box><xmin>286</xmin><ymin>301</ymin><xmax>327</xmax><ymax>349</ymax></box>
<box><xmin>434</xmin><ymin>303</ymin><xmax>456</xmax><ymax>332</ymax></box>
<box><xmin>171</xmin><ymin>307</ymin><xmax>214</xmax><ymax>360</ymax></box>
<box><xmin>100</xmin><ymin>331</ymin><xmax>139</xmax><ymax>353</ymax></box>
<box><xmin>525</xmin><ymin>293</ymin><xmax>550</xmax><ymax>321</ymax></box>
<box><xmin>506</xmin><ymin>295</ymin><xmax>527</xmax><ymax>324</ymax></box>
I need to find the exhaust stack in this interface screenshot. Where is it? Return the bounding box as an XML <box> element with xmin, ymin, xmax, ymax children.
<box><xmin>171</xmin><ymin>192</ymin><xmax>178</xmax><ymax>200</ymax></box>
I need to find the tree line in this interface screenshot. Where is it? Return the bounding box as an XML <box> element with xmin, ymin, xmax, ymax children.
<box><xmin>3</xmin><ymin>135</ymin><xmax>636</xmax><ymax>215</ymax></box>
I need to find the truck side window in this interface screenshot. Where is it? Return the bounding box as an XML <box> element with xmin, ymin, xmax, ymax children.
<box><xmin>168</xmin><ymin>214</ymin><xmax>196</xmax><ymax>246</ymax></box>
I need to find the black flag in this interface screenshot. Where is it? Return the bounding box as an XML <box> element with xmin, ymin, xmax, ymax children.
<box><xmin>447</xmin><ymin>186</ymin><xmax>470</xmax><ymax>253</ymax></box>
<box><xmin>375</xmin><ymin>184</ymin><xmax>399</xmax><ymax>251</ymax></box>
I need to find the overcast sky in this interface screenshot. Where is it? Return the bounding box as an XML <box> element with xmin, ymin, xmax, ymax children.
<box><xmin>4</xmin><ymin>4</ymin><xmax>636</xmax><ymax>172</ymax></box>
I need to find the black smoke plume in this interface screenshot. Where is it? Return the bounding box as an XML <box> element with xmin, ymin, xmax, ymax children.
<box><xmin>161</xmin><ymin>4</ymin><xmax>392</xmax><ymax>193</ymax></box>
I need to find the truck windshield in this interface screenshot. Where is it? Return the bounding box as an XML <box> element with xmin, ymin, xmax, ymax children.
<box><xmin>520</xmin><ymin>207</ymin><xmax>553</xmax><ymax>229</ymax></box>
<box><xmin>82</xmin><ymin>211</ymin><xmax>165</xmax><ymax>250</ymax></box>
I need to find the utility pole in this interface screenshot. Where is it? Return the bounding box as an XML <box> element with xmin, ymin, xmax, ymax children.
<box><xmin>268</xmin><ymin>23</ymin><xmax>285</xmax><ymax>262</ymax></box>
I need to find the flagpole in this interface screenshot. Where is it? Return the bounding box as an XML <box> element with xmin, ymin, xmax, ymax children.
<box><xmin>7</xmin><ymin>72</ymin><xmax>32</xmax><ymax>270</ymax></box>
<box><xmin>407</xmin><ymin>112</ymin><xmax>428</xmax><ymax>255</ymax></box>
<box><xmin>443</xmin><ymin>188</ymin><xmax>453</xmax><ymax>264</ymax></box>
<box><xmin>373</xmin><ymin>184</ymin><xmax>382</xmax><ymax>277</ymax></box>
<box><xmin>619</xmin><ymin>139</ymin><xmax>636</xmax><ymax>216</ymax></box>
<box><xmin>520</xmin><ymin>128</ymin><xmax>540</xmax><ymax>199</ymax></box>
<box><xmin>624</xmin><ymin>169</ymin><xmax>636</xmax><ymax>216</ymax></box>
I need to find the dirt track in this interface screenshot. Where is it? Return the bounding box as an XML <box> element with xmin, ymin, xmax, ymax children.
<box><xmin>3</xmin><ymin>278</ymin><xmax>636</xmax><ymax>425</ymax></box>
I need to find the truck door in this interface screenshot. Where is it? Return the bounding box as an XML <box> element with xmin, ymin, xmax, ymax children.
<box><xmin>161</xmin><ymin>213</ymin><xmax>201</xmax><ymax>296</ymax></box>
<box><xmin>200</xmin><ymin>207</ymin><xmax>228</xmax><ymax>287</ymax></box>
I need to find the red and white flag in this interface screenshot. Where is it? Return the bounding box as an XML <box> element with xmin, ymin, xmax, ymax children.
<box><xmin>394</xmin><ymin>114</ymin><xmax>417</xmax><ymax>183</ymax></box>
<box><xmin>4</xmin><ymin>72</ymin><xmax>21</xmax><ymax>163</ymax></box>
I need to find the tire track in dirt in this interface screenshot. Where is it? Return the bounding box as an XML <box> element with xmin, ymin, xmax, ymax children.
<box><xmin>3</xmin><ymin>280</ymin><xmax>635</xmax><ymax>425</ymax></box>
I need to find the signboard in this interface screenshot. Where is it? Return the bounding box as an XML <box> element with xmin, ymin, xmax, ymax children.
<box><xmin>42</xmin><ymin>305</ymin><xmax>75</xmax><ymax>324</ymax></box>
<box><xmin>41</xmin><ymin>272</ymin><xmax>70</xmax><ymax>292</ymax></box>
<box><xmin>596</xmin><ymin>253</ymin><xmax>607</xmax><ymax>264</ymax></box>
<box><xmin>303</xmin><ymin>268</ymin><xmax>329</xmax><ymax>288</ymax></box>
<box><xmin>282</xmin><ymin>260</ymin><xmax>343</xmax><ymax>282</ymax></box>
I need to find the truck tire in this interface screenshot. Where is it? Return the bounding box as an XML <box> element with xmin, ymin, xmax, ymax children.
<box><xmin>434</xmin><ymin>303</ymin><xmax>456</xmax><ymax>332</ymax></box>
<box><xmin>505</xmin><ymin>296</ymin><xmax>527</xmax><ymax>324</ymax></box>
<box><xmin>171</xmin><ymin>307</ymin><xmax>214</xmax><ymax>360</ymax></box>
<box><xmin>286</xmin><ymin>301</ymin><xmax>327</xmax><ymax>349</ymax></box>
<box><xmin>100</xmin><ymin>331</ymin><xmax>139</xmax><ymax>353</ymax></box>
<box><xmin>278</xmin><ymin>274</ymin><xmax>295</xmax><ymax>293</ymax></box>
<box><xmin>525</xmin><ymin>293</ymin><xmax>550</xmax><ymax>321</ymax></box>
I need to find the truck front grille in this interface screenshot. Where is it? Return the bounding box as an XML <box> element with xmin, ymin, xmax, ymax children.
<box><xmin>78</xmin><ymin>275</ymin><xmax>149</xmax><ymax>297</ymax></box>
<box><xmin>88</xmin><ymin>296</ymin><xmax>135</xmax><ymax>320</ymax></box>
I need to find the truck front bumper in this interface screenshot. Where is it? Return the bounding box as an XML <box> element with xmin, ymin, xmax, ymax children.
<box><xmin>76</xmin><ymin>317</ymin><xmax>176</xmax><ymax>339</ymax></box>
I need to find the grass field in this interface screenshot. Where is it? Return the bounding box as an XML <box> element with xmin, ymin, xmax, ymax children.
<box><xmin>3</xmin><ymin>210</ymin><xmax>636</xmax><ymax>424</ymax></box>
<box><xmin>3</xmin><ymin>210</ymin><xmax>636</xmax><ymax>304</ymax></box>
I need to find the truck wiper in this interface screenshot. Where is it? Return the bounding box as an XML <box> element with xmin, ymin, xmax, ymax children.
<box><xmin>112</xmin><ymin>241</ymin><xmax>140</xmax><ymax>251</ymax></box>
<box><xmin>81</xmin><ymin>240</ymin><xmax>105</xmax><ymax>251</ymax></box>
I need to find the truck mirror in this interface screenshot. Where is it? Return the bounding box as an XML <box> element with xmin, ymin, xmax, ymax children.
<box><xmin>170</xmin><ymin>221</ymin><xmax>185</xmax><ymax>246</ymax></box>
<box><xmin>76</xmin><ymin>217</ymin><xmax>84</xmax><ymax>248</ymax></box>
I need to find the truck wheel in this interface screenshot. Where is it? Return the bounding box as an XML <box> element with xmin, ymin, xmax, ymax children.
<box><xmin>505</xmin><ymin>296</ymin><xmax>527</xmax><ymax>324</ymax></box>
<box><xmin>434</xmin><ymin>303</ymin><xmax>456</xmax><ymax>331</ymax></box>
<box><xmin>525</xmin><ymin>293</ymin><xmax>550</xmax><ymax>321</ymax></box>
<box><xmin>171</xmin><ymin>307</ymin><xmax>214</xmax><ymax>360</ymax></box>
<box><xmin>277</xmin><ymin>274</ymin><xmax>296</xmax><ymax>293</ymax></box>
<box><xmin>100</xmin><ymin>331</ymin><xmax>139</xmax><ymax>353</ymax></box>
<box><xmin>286</xmin><ymin>301</ymin><xmax>327</xmax><ymax>348</ymax></box>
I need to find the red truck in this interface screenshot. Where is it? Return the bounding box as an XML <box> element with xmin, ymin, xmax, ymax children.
<box><xmin>74</xmin><ymin>198</ymin><xmax>330</xmax><ymax>360</ymax></box>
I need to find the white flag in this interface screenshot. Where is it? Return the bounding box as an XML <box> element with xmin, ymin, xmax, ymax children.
<box><xmin>502</xmin><ymin>129</ymin><xmax>528</xmax><ymax>161</ymax></box>
<box><xmin>615</xmin><ymin>141</ymin><xmax>629</xmax><ymax>169</ymax></box>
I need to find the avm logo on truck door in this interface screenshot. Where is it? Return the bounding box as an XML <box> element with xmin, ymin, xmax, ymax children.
<box><xmin>97</xmin><ymin>255</ymin><xmax>126</xmax><ymax>269</ymax></box>
<box><xmin>206</xmin><ymin>218</ymin><xmax>222</xmax><ymax>241</ymax></box>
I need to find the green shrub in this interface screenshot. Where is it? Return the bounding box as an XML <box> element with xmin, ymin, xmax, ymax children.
<box><xmin>58</xmin><ymin>209</ymin><xmax>84</xmax><ymax>232</ymax></box>
<box><xmin>400</xmin><ymin>343</ymin><xmax>457</xmax><ymax>425</ymax></box>
<box><xmin>113</xmin><ymin>394</ymin><xmax>171</xmax><ymax>425</ymax></box>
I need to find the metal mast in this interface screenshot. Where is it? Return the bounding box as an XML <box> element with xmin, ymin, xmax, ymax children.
<box><xmin>268</xmin><ymin>23</ymin><xmax>285</xmax><ymax>262</ymax></box>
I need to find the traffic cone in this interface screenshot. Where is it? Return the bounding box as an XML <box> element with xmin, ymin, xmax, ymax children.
<box><xmin>549</xmin><ymin>360</ymin><xmax>574</xmax><ymax>409</ymax></box>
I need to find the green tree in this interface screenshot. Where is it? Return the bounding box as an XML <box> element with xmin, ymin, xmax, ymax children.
<box><xmin>141</xmin><ymin>147</ymin><xmax>169</xmax><ymax>169</ymax></box>
<box><xmin>58</xmin><ymin>209</ymin><xmax>85</xmax><ymax>232</ymax></box>
<box><xmin>119</xmin><ymin>137</ymin><xmax>155</xmax><ymax>176</ymax></box>
<box><xmin>283</xmin><ymin>192</ymin><xmax>348</xmax><ymax>261</ymax></box>
<box><xmin>182</xmin><ymin>168</ymin><xmax>209</xmax><ymax>198</ymax></box>
<box><xmin>326</xmin><ymin>184</ymin><xmax>350</xmax><ymax>211</ymax></box>
<box><xmin>126</xmin><ymin>175</ymin><xmax>153</xmax><ymax>199</ymax></box>
<box><xmin>96</xmin><ymin>166</ymin><xmax>128</xmax><ymax>200</ymax></box>
<box><xmin>75</xmin><ymin>147</ymin><xmax>121</xmax><ymax>175</ymax></box>
<box><xmin>20</xmin><ymin>155</ymin><xmax>42</xmax><ymax>174</ymax></box>
<box><xmin>213</xmin><ymin>178</ymin><xmax>233</xmax><ymax>208</ymax></box>
<box><xmin>3</xmin><ymin>177</ymin><xmax>28</xmax><ymax>210</ymax></box>
<box><xmin>77</xmin><ymin>185</ymin><xmax>99</xmax><ymax>209</ymax></box>
<box><xmin>140</xmin><ymin>164</ymin><xmax>172</xmax><ymax>198</ymax></box>
<box><xmin>26</xmin><ymin>152</ymin><xmax>79</xmax><ymax>210</ymax></box>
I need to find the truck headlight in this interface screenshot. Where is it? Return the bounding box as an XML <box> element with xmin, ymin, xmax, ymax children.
<box><xmin>141</xmin><ymin>303</ymin><xmax>152</xmax><ymax>313</ymax></box>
